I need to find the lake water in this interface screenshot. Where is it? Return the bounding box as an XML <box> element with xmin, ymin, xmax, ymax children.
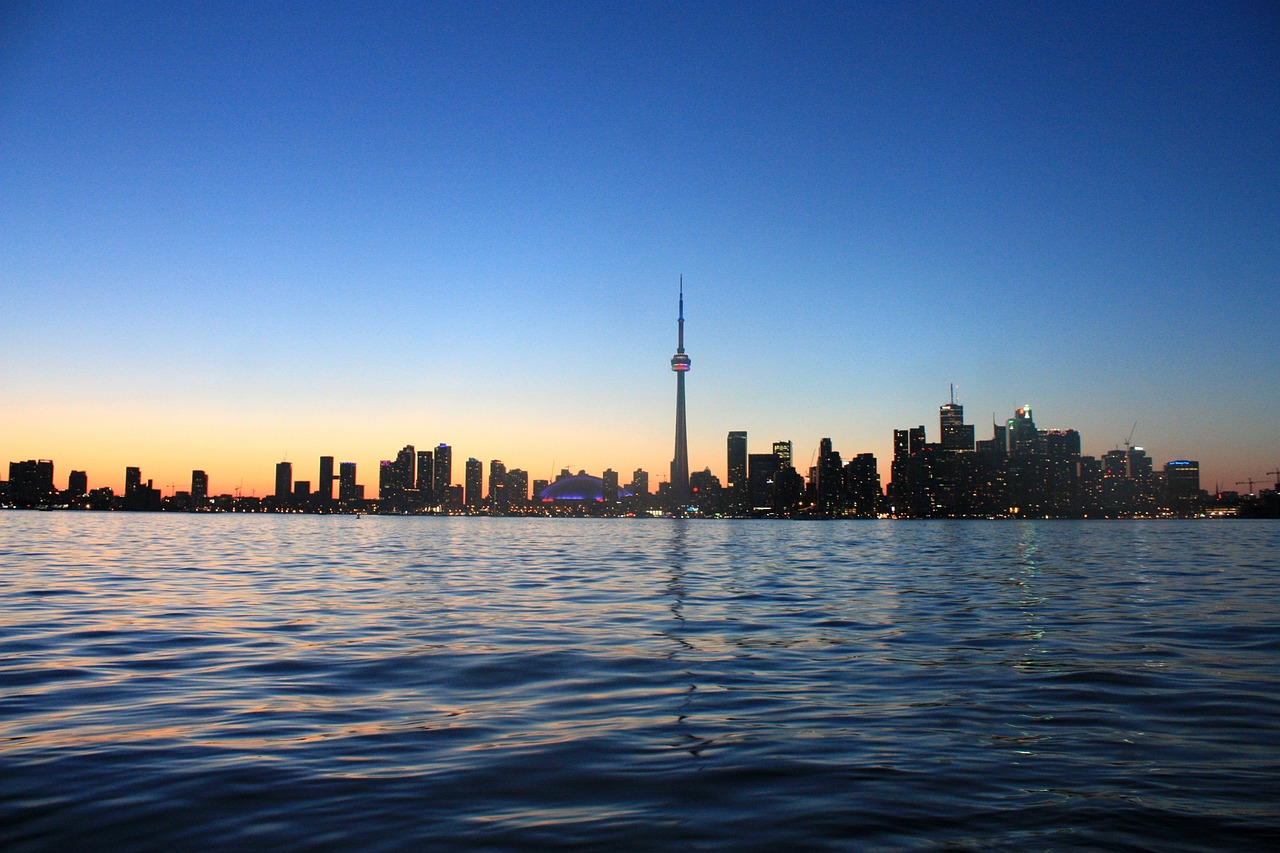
<box><xmin>2</xmin><ymin>514</ymin><xmax>1278</xmax><ymax>850</ymax></box>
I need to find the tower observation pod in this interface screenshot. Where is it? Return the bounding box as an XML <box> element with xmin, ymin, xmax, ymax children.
<box><xmin>670</xmin><ymin>279</ymin><xmax>691</xmax><ymax>508</ymax></box>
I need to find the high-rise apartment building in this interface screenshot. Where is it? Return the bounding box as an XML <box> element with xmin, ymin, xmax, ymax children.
<box><xmin>125</xmin><ymin>466</ymin><xmax>142</xmax><ymax>496</ymax></box>
<box><xmin>191</xmin><ymin>470</ymin><xmax>208</xmax><ymax>501</ymax></box>
<box><xmin>434</xmin><ymin>444</ymin><xmax>452</xmax><ymax>491</ymax></box>
<box><xmin>318</xmin><ymin>456</ymin><xmax>335</xmax><ymax>502</ymax></box>
<box><xmin>338</xmin><ymin>462</ymin><xmax>359</xmax><ymax>503</ymax></box>
<box><xmin>275</xmin><ymin>462</ymin><xmax>292</xmax><ymax>500</ymax></box>
<box><xmin>488</xmin><ymin>460</ymin><xmax>508</xmax><ymax>511</ymax></box>
<box><xmin>507</xmin><ymin>468</ymin><xmax>529</xmax><ymax>503</ymax></box>
<box><xmin>416</xmin><ymin>450</ymin><xmax>434</xmax><ymax>502</ymax></box>
<box><xmin>464</xmin><ymin>458</ymin><xmax>482</xmax><ymax>508</ymax></box>
<box><xmin>7</xmin><ymin>460</ymin><xmax>55</xmax><ymax>507</ymax></box>
<box><xmin>602</xmin><ymin>468</ymin><xmax>620</xmax><ymax>504</ymax></box>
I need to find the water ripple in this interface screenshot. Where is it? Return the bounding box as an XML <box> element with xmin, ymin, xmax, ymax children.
<box><xmin>2</xmin><ymin>514</ymin><xmax>1278</xmax><ymax>850</ymax></box>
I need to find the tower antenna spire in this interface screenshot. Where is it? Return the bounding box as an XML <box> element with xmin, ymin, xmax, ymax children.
<box><xmin>677</xmin><ymin>275</ymin><xmax>685</xmax><ymax>353</ymax></box>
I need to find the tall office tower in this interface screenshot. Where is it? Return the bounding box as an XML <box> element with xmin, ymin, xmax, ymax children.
<box><xmin>669</xmin><ymin>281</ymin><xmax>692</xmax><ymax>506</ymax></box>
<box><xmin>275</xmin><ymin>461</ymin><xmax>293</xmax><ymax>500</ymax></box>
<box><xmin>125</xmin><ymin>466</ymin><xmax>142</xmax><ymax>496</ymax></box>
<box><xmin>338</xmin><ymin>462</ymin><xmax>358</xmax><ymax>503</ymax></box>
<box><xmin>465</xmin><ymin>458</ymin><xmax>483</xmax><ymax>508</ymax></box>
<box><xmin>434</xmin><ymin>444</ymin><xmax>452</xmax><ymax>491</ymax></box>
<box><xmin>977</xmin><ymin>421</ymin><xmax>1008</xmax><ymax>454</ymax></box>
<box><xmin>772</xmin><ymin>440</ymin><xmax>793</xmax><ymax>468</ymax></box>
<box><xmin>727</xmin><ymin>431</ymin><xmax>747</xmax><ymax>496</ymax></box>
<box><xmin>909</xmin><ymin>426</ymin><xmax>926</xmax><ymax>454</ymax></box>
<box><xmin>191</xmin><ymin>470</ymin><xmax>208</xmax><ymax>501</ymax></box>
<box><xmin>1127</xmin><ymin>446</ymin><xmax>1153</xmax><ymax>479</ymax></box>
<box><xmin>416</xmin><ymin>450</ymin><xmax>434</xmax><ymax>501</ymax></box>
<box><xmin>628</xmin><ymin>469</ymin><xmax>649</xmax><ymax>496</ymax></box>
<box><xmin>318</xmin><ymin>456</ymin><xmax>335</xmax><ymax>502</ymax></box>
<box><xmin>1008</xmin><ymin>406</ymin><xmax>1040</xmax><ymax>455</ymax></box>
<box><xmin>940</xmin><ymin>388</ymin><xmax>974</xmax><ymax>451</ymax></box>
<box><xmin>68</xmin><ymin>470</ymin><xmax>88</xmax><ymax>497</ymax></box>
<box><xmin>894</xmin><ymin>429</ymin><xmax>911</xmax><ymax>461</ymax></box>
<box><xmin>1165</xmin><ymin>460</ymin><xmax>1201</xmax><ymax>515</ymax></box>
<box><xmin>1103</xmin><ymin>449</ymin><xmax>1129</xmax><ymax>478</ymax></box>
<box><xmin>748</xmin><ymin>452</ymin><xmax>780</xmax><ymax>510</ymax></box>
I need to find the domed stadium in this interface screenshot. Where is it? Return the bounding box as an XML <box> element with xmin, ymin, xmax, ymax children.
<box><xmin>536</xmin><ymin>474</ymin><xmax>632</xmax><ymax>503</ymax></box>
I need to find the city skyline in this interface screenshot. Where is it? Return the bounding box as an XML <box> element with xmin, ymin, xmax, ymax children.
<box><xmin>6</xmin><ymin>389</ymin><xmax>1264</xmax><ymax>506</ymax></box>
<box><xmin>3</xmin><ymin>3</ymin><xmax>1277</xmax><ymax>495</ymax></box>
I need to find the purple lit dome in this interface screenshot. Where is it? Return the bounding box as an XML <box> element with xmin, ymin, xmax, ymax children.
<box><xmin>536</xmin><ymin>475</ymin><xmax>633</xmax><ymax>502</ymax></box>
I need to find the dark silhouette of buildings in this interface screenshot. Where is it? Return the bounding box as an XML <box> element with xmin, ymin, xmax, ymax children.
<box><xmin>434</xmin><ymin>444</ymin><xmax>452</xmax><ymax>496</ymax></box>
<box><xmin>464</xmin><ymin>458</ymin><xmax>482</xmax><ymax>508</ymax></box>
<box><xmin>338</xmin><ymin>462</ymin><xmax>361</xmax><ymax>505</ymax></box>
<box><xmin>275</xmin><ymin>462</ymin><xmax>292</xmax><ymax>505</ymax></box>
<box><xmin>727</xmin><ymin>431</ymin><xmax>747</xmax><ymax>513</ymax></box>
<box><xmin>318</xmin><ymin>456</ymin><xmax>335</xmax><ymax>503</ymax></box>
<box><xmin>191</xmin><ymin>470</ymin><xmax>208</xmax><ymax>502</ymax></box>
<box><xmin>884</xmin><ymin>396</ymin><xmax>1212</xmax><ymax>518</ymax></box>
<box><xmin>6</xmin><ymin>460</ymin><xmax>55</xmax><ymax>507</ymax></box>
<box><xmin>417</xmin><ymin>449</ymin><xmax>434</xmax><ymax>504</ymax></box>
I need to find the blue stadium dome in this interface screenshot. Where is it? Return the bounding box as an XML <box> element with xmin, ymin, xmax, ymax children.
<box><xmin>536</xmin><ymin>475</ymin><xmax>632</xmax><ymax>502</ymax></box>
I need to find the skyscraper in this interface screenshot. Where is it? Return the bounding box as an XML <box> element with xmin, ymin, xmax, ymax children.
<box><xmin>318</xmin><ymin>456</ymin><xmax>335</xmax><ymax>503</ymax></box>
<box><xmin>727</xmin><ymin>427</ymin><xmax>747</xmax><ymax>489</ymax></box>
<box><xmin>669</xmin><ymin>281</ymin><xmax>691</xmax><ymax>506</ymax></box>
<box><xmin>338</xmin><ymin>462</ymin><xmax>358</xmax><ymax>504</ymax></box>
<box><xmin>1165</xmin><ymin>460</ymin><xmax>1201</xmax><ymax>516</ymax></box>
<box><xmin>434</xmin><ymin>444</ymin><xmax>452</xmax><ymax>493</ymax></box>
<box><xmin>772</xmin><ymin>441</ymin><xmax>793</xmax><ymax>468</ymax></box>
<box><xmin>125</xmin><ymin>466</ymin><xmax>142</xmax><ymax>497</ymax></box>
<box><xmin>939</xmin><ymin>387</ymin><xmax>974</xmax><ymax>451</ymax></box>
<box><xmin>465</xmin><ymin>458</ymin><xmax>482</xmax><ymax>508</ymax></box>
<box><xmin>275</xmin><ymin>461</ymin><xmax>292</xmax><ymax>501</ymax></box>
<box><xmin>416</xmin><ymin>450</ymin><xmax>434</xmax><ymax>502</ymax></box>
<box><xmin>488</xmin><ymin>459</ymin><xmax>509</xmax><ymax>512</ymax></box>
<box><xmin>191</xmin><ymin>470</ymin><xmax>208</xmax><ymax>501</ymax></box>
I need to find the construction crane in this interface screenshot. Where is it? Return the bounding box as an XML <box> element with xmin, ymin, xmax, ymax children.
<box><xmin>1236</xmin><ymin>478</ymin><xmax>1262</xmax><ymax>496</ymax></box>
<box><xmin>1268</xmin><ymin>469</ymin><xmax>1280</xmax><ymax>490</ymax></box>
<box><xmin>1121</xmin><ymin>421</ymin><xmax>1138</xmax><ymax>451</ymax></box>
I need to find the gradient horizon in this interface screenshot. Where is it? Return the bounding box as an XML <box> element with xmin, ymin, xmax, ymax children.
<box><xmin>3</xmin><ymin>2</ymin><xmax>1277</xmax><ymax>497</ymax></box>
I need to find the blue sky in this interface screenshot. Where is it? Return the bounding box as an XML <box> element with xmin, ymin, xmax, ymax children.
<box><xmin>3</xmin><ymin>1</ymin><xmax>1277</xmax><ymax>495</ymax></box>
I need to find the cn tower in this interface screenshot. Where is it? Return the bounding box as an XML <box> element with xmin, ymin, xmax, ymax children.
<box><xmin>670</xmin><ymin>278</ymin><xmax>691</xmax><ymax>507</ymax></box>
